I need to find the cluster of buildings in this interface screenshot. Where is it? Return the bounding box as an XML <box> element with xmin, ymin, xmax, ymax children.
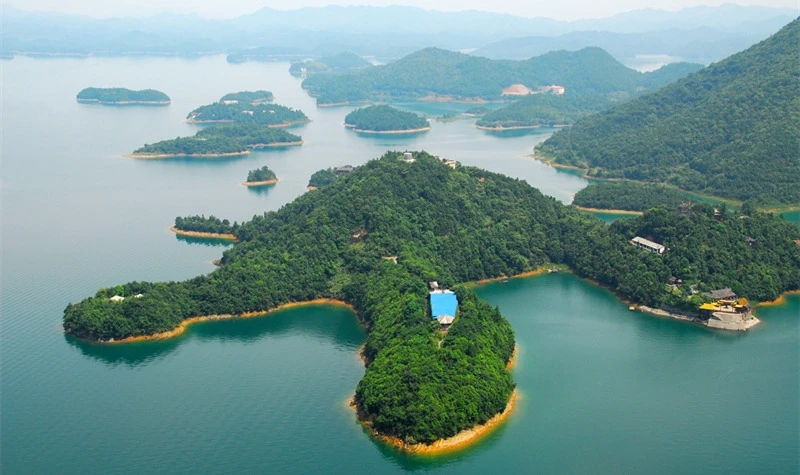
<box><xmin>400</xmin><ymin>152</ymin><xmax>456</xmax><ymax>168</ymax></box>
<box><xmin>501</xmin><ymin>83</ymin><xmax>566</xmax><ymax>96</ymax></box>
<box><xmin>698</xmin><ymin>288</ymin><xmax>756</xmax><ymax>330</ymax></box>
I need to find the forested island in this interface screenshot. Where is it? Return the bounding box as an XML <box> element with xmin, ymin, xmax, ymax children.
<box><xmin>219</xmin><ymin>90</ymin><xmax>274</xmax><ymax>104</ymax></box>
<box><xmin>536</xmin><ymin>19</ymin><xmax>800</xmax><ymax>206</ymax></box>
<box><xmin>289</xmin><ymin>52</ymin><xmax>372</xmax><ymax>77</ymax></box>
<box><xmin>187</xmin><ymin>101</ymin><xmax>308</xmax><ymax>127</ymax></box>
<box><xmin>63</xmin><ymin>152</ymin><xmax>799</xmax><ymax>450</ymax></box>
<box><xmin>344</xmin><ymin>105</ymin><xmax>430</xmax><ymax>133</ymax></box>
<box><xmin>130</xmin><ymin>124</ymin><xmax>302</xmax><ymax>158</ymax></box>
<box><xmin>171</xmin><ymin>215</ymin><xmax>239</xmax><ymax>240</ymax></box>
<box><xmin>244</xmin><ymin>166</ymin><xmax>278</xmax><ymax>186</ymax></box>
<box><xmin>572</xmin><ymin>182</ymin><xmax>688</xmax><ymax>212</ymax></box>
<box><xmin>301</xmin><ymin>47</ymin><xmax>702</xmax><ymax>105</ymax></box>
<box><xmin>76</xmin><ymin>87</ymin><xmax>170</xmax><ymax>105</ymax></box>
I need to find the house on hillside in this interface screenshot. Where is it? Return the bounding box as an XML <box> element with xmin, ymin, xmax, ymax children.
<box><xmin>630</xmin><ymin>236</ymin><xmax>666</xmax><ymax>255</ymax></box>
<box><xmin>703</xmin><ymin>288</ymin><xmax>736</xmax><ymax>300</ymax></box>
<box><xmin>430</xmin><ymin>289</ymin><xmax>457</xmax><ymax>319</ymax></box>
<box><xmin>335</xmin><ymin>165</ymin><xmax>354</xmax><ymax>175</ymax></box>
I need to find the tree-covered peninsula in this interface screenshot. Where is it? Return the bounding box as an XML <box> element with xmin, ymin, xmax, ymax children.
<box><xmin>76</xmin><ymin>87</ymin><xmax>170</xmax><ymax>105</ymax></box>
<box><xmin>344</xmin><ymin>105</ymin><xmax>429</xmax><ymax>133</ymax></box>
<box><xmin>187</xmin><ymin>101</ymin><xmax>308</xmax><ymax>127</ymax></box>
<box><xmin>289</xmin><ymin>52</ymin><xmax>372</xmax><ymax>77</ymax></box>
<box><xmin>244</xmin><ymin>166</ymin><xmax>278</xmax><ymax>186</ymax></box>
<box><xmin>219</xmin><ymin>90</ymin><xmax>274</xmax><ymax>104</ymax></box>
<box><xmin>536</xmin><ymin>19</ymin><xmax>800</xmax><ymax>206</ymax></box>
<box><xmin>173</xmin><ymin>215</ymin><xmax>239</xmax><ymax>237</ymax></box>
<box><xmin>476</xmin><ymin>94</ymin><xmax>617</xmax><ymax>129</ymax></box>
<box><xmin>63</xmin><ymin>152</ymin><xmax>799</xmax><ymax>447</ymax></box>
<box><xmin>301</xmin><ymin>47</ymin><xmax>702</xmax><ymax>105</ymax></box>
<box><xmin>572</xmin><ymin>182</ymin><xmax>689</xmax><ymax>212</ymax></box>
<box><xmin>131</xmin><ymin>124</ymin><xmax>302</xmax><ymax>157</ymax></box>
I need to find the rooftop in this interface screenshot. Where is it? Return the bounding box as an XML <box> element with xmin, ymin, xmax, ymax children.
<box><xmin>430</xmin><ymin>290</ymin><xmax>458</xmax><ymax>319</ymax></box>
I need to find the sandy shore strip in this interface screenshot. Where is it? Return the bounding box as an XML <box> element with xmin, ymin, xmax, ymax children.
<box><xmin>573</xmin><ymin>206</ymin><xmax>643</xmax><ymax>215</ymax></box>
<box><xmin>348</xmin><ymin>126</ymin><xmax>431</xmax><ymax>134</ymax></box>
<box><xmin>467</xmin><ymin>266</ymin><xmax>554</xmax><ymax>287</ymax></box>
<box><xmin>475</xmin><ymin>124</ymin><xmax>541</xmax><ymax>131</ymax></box>
<box><xmin>98</xmin><ymin>299</ymin><xmax>353</xmax><ymax>344</ymax></box>
<box><xmin>242</xmin><ymin>179</ymin><xmax>279</xmax><ymax>187</ymax></box>
<box><xmin>125</xmin><ymin>151</ymin><xmax>250</xmax><ymax>159</ymax></box>
<box><xmin>757</xmin><ymin>290</ymin><xmax>800</xmax><ymax>307</ymax></box>
<box><xmin>351</xmin><ymin>389</ymin><xmax>519</xmax><ymax>456</ymax></box>
<box><xmin>170</xmin><ymin>226</ymin><xmax>237</xmax><ymax>241</ymax></box>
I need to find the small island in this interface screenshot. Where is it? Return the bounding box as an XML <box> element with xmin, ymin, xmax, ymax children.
<box><xmin>219</xmin><ymin>90</ymin><xmax>274</xmax><ymax>105</ymax></box>
<box><xmin>572</xmin><ymin>181</ymin><xmax>689</xmax><ymax>213</ymax></box>
<box><xmin>243</xmin><ymin>166</ymin><xmax>279</xmax><ymax>187</ymax></box>
<box><xmin>129</xmin><ymin>124</ymin><xmax>302</xmax><ymax>158</ymax></box>
<box><xmin>463</xmin><ymin>106</ymin><xmax>491</xmax><ymax>117</ymax></box>
<box><xmin>344</xmin><ymin>105</ymin><xmax>430</xmax><ymax>133</ymax></box>
<box><xmin>187</xmin><ymin>100</ymin><xmax>308</xmax><ymax>127</ymax></box>
<box><xmin>77</xmin><ymin>87</ymin><xmax>170</xmax><ymax>105</ymax></box>
<box><xmin>171</xmin><ymin>215</ymin><xmax>239</xmax><ymax>241</ymax></box>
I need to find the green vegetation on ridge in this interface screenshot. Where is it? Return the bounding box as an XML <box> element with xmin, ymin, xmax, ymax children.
<box><xmin>307</xmin><ymin>168</ymin><xmax>340</xmax><ymax>188</ymax></box>
<box><xmin>77</xmin><ymin>87</ymin><xmax>170</xmax><ymax>104</ymax></box>
<box><xmin>133</xmin><ymin>124</ymin><xmax>301</xmax><ymax>156</ymax></box>
<box><xmin>344</xmin><ymin>105</ymin><xmax>429</xmax><ymax>132</ymax></box>
<box><xmin>536</xmin><ymin>19</ymin><xmax>800</xmax><ymax>205</ymax></box>
<box><xmin>302</xmin><ymin>47</ymin><xmax>702</xmax><ymax>105</ymax></box>
<box><xmin>62</xmin><ymin>152</ymin><xmax>799</xmax><ymax>444</ymax></box>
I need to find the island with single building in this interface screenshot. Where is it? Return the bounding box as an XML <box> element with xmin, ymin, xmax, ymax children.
<box><xmin>76</xmin><ymin>87</ymin><xmax>171</xmax><ymax>105</ymax></box>
<box><xmin>128</xmin><ymin>124</ymin><xmax>302</xmax><ymax>158</ymax></box>
<box><xmin>243</xmin><ymin>165</ymin><xmax>279</xmax><ymax>186</ymax></box>
<box><xmin>63</xmin><ymin>152</ymin><xmax>798</xmax><ymax>453</ymax></box>
<box><xmin>186</xmin><ymin>100</ymin><xmax>308</xmax><ymax>127</ymax></box>
<box><xmin>344</xmin><ymin>105</ymin><xmax>430</xmax><ymax>133</ymax></box>
<box><xmin>218</xmin><ymin>90</ymin><xmax>274</xmax><ymax>105</ymax></box>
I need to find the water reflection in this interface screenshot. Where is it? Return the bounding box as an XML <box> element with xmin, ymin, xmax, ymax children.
<box><xmin>480</xmin><ymin>128</ymin><xmax>552</xmax><ymax>139</ymax></box>
<box><xmin>246</xmin><ymin>183</ymin><xmax>277</xmax><ymax>198</ymax></box>
<box><xmin>175</xmin><ymin>234</ymin><xmax>234</xmax><ymax>247</ymax></box>
<box><xmin>66</xmin><ymin>304</ymin><xmax>365</xmax><ymax>367</ymax></box>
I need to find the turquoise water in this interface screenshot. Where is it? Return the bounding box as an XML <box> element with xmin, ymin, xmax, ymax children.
<box><xmin>2</xmin><ymin>56</ymin><xmax>798</xmax><ymax>473</ymax></box>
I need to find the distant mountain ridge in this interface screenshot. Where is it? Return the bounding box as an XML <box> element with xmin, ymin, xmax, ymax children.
<box><xmin>536</xmin><ymin>18</ymin><xmax>800</xmax><ymax>205</ymax></box>
<box><xmin>1</xmin><ymin>4</ymin><xmax>795</xmax><ymax>64</ymax></box>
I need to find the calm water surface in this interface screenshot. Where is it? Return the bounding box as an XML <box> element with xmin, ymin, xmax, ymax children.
<box><xmin>2</xmin><ymin>56</ymin><xmax>798</xmax><ymax>474</ymax></box>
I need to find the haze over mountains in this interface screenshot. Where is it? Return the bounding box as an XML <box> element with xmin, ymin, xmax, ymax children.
<box><xmin>2</xmin><ymin>4</ymin><xmax>795</xmax><ymax>65</ymax></box>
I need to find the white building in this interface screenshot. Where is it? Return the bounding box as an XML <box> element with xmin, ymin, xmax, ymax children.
<box><xmin>630</xmin><ymin>236</ymin><xmax>666</xmax><ymax>255</ymax></box>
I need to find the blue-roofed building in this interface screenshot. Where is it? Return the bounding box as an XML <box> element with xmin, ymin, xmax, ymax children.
<box><xmin>430</xmin><ymin>290</ymin><xmax>458</xmax><ymax>320</ymax></box>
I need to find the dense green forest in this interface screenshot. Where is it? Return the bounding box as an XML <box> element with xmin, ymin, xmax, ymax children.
<box><xmin>476</xmin><ymin>93</ymin><xmax>618</xmax><ymax>128</ymax></box>
<box><xmin>219</xmin><ymin>90</ymin><xmax>274</xmax><ymax>104</ymax></box>
<box><xmin>76</xmin><ymin>87</ymin><xmax>170</xmax><ymax>104</ymax></box>
<box><xmin>289</xmin><ymin>52</ymin><xmax>372</xmax><ymax>77</ymax></box>
<box><xmin>344</xmin><ymin>105</ymin><xmax>429</xmax><ymax>131</ymax></box>
<box><xmin>63</xmin><ymin>152</ymin><xmax>799</xmax><ymax>443</ymax></box>
<box><xmin>301</xmin><ymin>47</ymin><xmax>702</xmax><ymax>105</ymax></box>
<box><xmin>463</xmin><ymin>106</ymin><xmax>491</xmax><ymax>116</ymax></box>
<box><xmin>536</xmin><ymin>19</ymin><xmax>800</xmax><ymax>205</ymax></box>
<box><xmin>187</xmin><ymin>101</ymin><xmax>308</xmax><ymax>126</ymax></box>
<box><xmin>173</xmin><ymin>215</ymin><xmax>238</xmax><ymax>235</ymax></box>
<box><xmin>133</xmin><ymin>124</ymin><xmax>301</xmax><ymax>156</ymax></box>
<box><xmin>572</xmin><ymin>182</ymin><xmax>689</xmax><ymax>211</ymax></box>
<box><xmin>307</xmin><ymin>168</ymin><xmax>339</xmax><ymax>188</ymax></box>
<box><xmin>246</xmin><ymin>166</ymin><xmax>278</xmax><ymax>183</ymax></box>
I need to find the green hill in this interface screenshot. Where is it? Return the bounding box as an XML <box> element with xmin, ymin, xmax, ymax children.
<box><xmin>132</xmin><ymin>124</ymin><xmax>301</xmax><ymax>157</ymax></box>
<box><xmin>187</xmin><ymin>101</ymin><xmax>308</xmax><ymax>126</ymax></box>
<box><xmin>76</xmin><ymin>87</ymin><xmax>170</xmax><ymax>104</ymax></box>
<box><xmin>344</xmin><ymin>105</ymin><xmax>429</xmax><ymax>132</ymax></box>
<box><xmin>572</xmin><ymin>182</ymin><xmax>689</xmax><ymax>211</ymax></box>
<box><xmin>301</xmin><ymin>47</ymin><xmax>701</xmax><ymax>105</ymax></box>
<box><xmin>536</xmin><ymin>19</ymin><xmax>800</xmax><ymax>205</ymax></box>
<box><xmin>62</xmin><ymin>151</ymin><xmax>799</xmax><ymax>444</ymax></box>
<box><xmin>219</xmin><ymin>91</ymin><xmax>274</xmax><ymax>104</ymax></box>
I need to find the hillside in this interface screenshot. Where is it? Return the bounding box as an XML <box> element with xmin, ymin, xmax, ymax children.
<box><xmin>536</xmin><ymin>19</ymin><xmax>800</xmax><ymax>205</ymax></box>
<box><xmin>301</xmin><ymin>47</ymin><xmax>700</xmax><ymax>105</ymax></box>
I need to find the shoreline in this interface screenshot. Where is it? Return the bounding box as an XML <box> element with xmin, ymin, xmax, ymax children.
<box><xmin>466</xmin><ymin>266</ymin><xmax>554</xmax><ymax>287</ymax></box>
<box><xmin>350</xmin><ymin>388</ymin><xmax>518</xmax><ymax>456</ymax></box>
<box><xmin>242</xmin><ymin>178</ymin><xmax>279</xmax><ymax>187</ymax></box>
<box><xmin>77</xmin><ymin>99</ymin><xmax>170</xmax><ymax>105</ymax></box>
<box><xmin>185</xmin><ymin>119</ymin><xmax>309</xmax><ymax>128</ymax></box>
<box><xmin>125</xmin><ymin>151</ymin><xmax>250</xmax><ymax>159</ymax></box>
<box><xmin>252</xmin><ymin>140</ymin><xmax>303</xmax><ymax>148</ymax></box>
<box><xmin>93</xmin><ymin>299</ymin><xmax>353</xmax><ymax>344</ymax></box>
<box><xmin>573</xmin><ymin>205</ymin><xmax>643</xmax><ymax>215</ymax></box>
<box><xmin>347</xmin><ymin>125</ymin><xmax>431</xmax><ymax>134</ymax></box>
<box><xmin>476</xmin><ymin>124</ymin><xmax>541</xmax><ymax>131</ymax></box>
<box><xmin>170</xmin><ymin>226</ymin><xmax>237</xmax><ymax>241</ymax></box>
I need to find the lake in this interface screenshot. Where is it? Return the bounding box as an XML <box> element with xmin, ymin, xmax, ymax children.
<box><xmin>1</xmin><ymin>56</ymin><xmax>797</xmax><ymax>474</ymax></box>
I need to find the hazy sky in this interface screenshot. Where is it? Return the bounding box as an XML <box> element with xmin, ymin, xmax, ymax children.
<box><xmin>5</xmin><ymin>0</ymin><xmax>798</xmax><ymax>21</ymax></box>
